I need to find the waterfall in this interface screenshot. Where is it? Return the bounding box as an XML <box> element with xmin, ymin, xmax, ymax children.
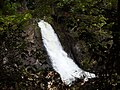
<box><xmin>38</xmin><ymin>20</ymin><xmax>95</xmax><ymax>86</ymax></box>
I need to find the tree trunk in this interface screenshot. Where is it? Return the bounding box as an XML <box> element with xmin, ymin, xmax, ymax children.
<box><xmin>110</xmin><ymin>0</ymin><xmax>120</xmax><ymax>73</ymax></box>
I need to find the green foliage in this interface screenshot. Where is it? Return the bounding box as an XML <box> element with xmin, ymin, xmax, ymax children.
<box><xmin>0</xmin><ymin>13</ymin><xmax>32</xmax><ymax>28</ymax></box>
<box><xmin>48</xmin><ymin>0</ymin><xmax>119</xmax><ymax>89</ymax></box>
<box><xmin>33</xmin><ymin>0</ymin><xmax>55</xmax><ymax>19</ymax></box>
<box><xmin>0</xmin><ymin>0</ymin><xmax>32</xmax><ymax>32</ymax></box>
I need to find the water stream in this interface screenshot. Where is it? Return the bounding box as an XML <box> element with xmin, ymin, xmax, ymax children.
<box><xmin>38</xmin><ymin>20</ymin><xmax>95</xmax><ymax>85</ymax></box>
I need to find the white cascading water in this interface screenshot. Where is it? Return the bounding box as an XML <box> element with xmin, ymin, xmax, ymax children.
<box><xmin>38</xmin><ymin>20</ymin><xmax>95</xmax><ymax>86</ymax></box>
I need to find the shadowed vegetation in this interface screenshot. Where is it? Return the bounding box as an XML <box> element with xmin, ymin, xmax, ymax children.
<box><xmin>0</xmin><ymin>0</ymin><xmax>120</xmax><ymax>89</ymax></box>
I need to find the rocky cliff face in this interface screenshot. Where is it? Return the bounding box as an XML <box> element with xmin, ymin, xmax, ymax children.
<box><xmin>22</xmin><ymin>19</ymin><xmax>51</xmax><ymax>70</ymax></box>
